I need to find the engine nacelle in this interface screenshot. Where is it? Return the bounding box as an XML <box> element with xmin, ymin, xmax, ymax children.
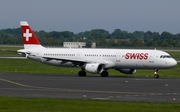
<box><xmin>116</xmin><ymin>69</ymin><xmax>136</xmax><ymax>74</ymax></box>
<box><xmin>85</xmin><ymin>63</ymin><xmax>103</xmax><ymax>74</ymax></box>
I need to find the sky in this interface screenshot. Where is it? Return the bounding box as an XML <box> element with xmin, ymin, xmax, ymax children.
<box><xmin>0</xmin><ymin>0</ymin><xmax>180</xmax><ymax>34</ymax></box>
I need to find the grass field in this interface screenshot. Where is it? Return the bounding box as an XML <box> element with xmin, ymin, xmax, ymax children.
<box><xmin>0</xmin><ymin>97</ymin><xmax>180</xmax><ymax>112</ymax></box>
<box><xmin>0</xmin><ymin>45</ymin><xmax>23</xmax><ymax>57</ymax></box>
<box><xmin>0</xmin><ymin>46</ymin><xmax>180</xmax><ymax>111</ymax></box>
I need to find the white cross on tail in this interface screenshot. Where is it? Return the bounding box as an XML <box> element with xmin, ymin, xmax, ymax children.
<box><xmin>23</xmin><ymin>29</ymin><xmax>32</xmax><ymax>41</ymax></box>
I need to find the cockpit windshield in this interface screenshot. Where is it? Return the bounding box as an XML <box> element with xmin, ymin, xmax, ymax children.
<box><xmin>160</xmin><ymin>55</ymin><xmax>172</xmax><ymax>58</ymax></box>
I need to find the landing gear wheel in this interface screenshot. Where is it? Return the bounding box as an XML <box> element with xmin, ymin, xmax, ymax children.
<box><xmin>154</xmin><ymin>69</ymin><xmax>159</xmax><ymax>79</ymax></box>
<box><xmin>78</xmin><ymin>71</ymin><xmax>86</xmax><ymax>77</ymax></box>
<box><xmin>154</xmin><ymin>74</ymin><xmax>159</xmax><ymax>79</ymax></box>
<box><xmin>101</xmin><ymin>71</ymin><xmax>109</xmax><ymax>77</ymax></box>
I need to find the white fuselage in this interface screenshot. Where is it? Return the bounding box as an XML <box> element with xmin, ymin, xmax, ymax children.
<box><xmin>26</xmin><ymin>47</ymin><xmax>177</xmax><ymax>70</ymax></box>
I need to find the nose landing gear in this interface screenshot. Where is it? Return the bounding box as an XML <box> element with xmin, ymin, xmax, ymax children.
<box><xmin>154</xmin><ymin>69</ymin><xmax>159</xmax><ymax>78</ymax></box>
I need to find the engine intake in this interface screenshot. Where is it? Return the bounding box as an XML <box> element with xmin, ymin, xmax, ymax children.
<box><xmin>85</xmin><ymin>63</ymin><xmax>103</xmax><ymax>74</ymax></box>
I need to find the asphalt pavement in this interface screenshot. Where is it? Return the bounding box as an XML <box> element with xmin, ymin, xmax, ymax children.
<box><xmin>0</xmin><ymin>73</ymin><xmax>180</xmax><ymax>102</ymax></box>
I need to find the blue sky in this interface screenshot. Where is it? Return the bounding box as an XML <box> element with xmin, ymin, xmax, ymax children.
<box><xmin>0</xmin><ymin>0</ymin><xmax>180</xmax><ymax>34</ymax></box>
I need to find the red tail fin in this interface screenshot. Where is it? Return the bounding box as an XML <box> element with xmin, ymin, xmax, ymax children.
<box><xmin>20</xmin><ymin>21</ymin><xmax>42</xmax><ymax>49</ymax></box>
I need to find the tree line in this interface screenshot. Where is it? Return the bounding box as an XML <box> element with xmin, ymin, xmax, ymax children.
<box><xmin>0</xmin><ymin>28</ymin><xmax>180</xmax><ymax>48</ymax></box>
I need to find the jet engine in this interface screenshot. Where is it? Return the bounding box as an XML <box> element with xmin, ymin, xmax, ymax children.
<box><xmin>116</xmin><ymin>69</ymin><xmax>136</xmax><ymax>74</ymax></box>
<box><xmin>85</xmin><ymin>63</ymin><xmax>104</xmax><ymax>74</ymax></box>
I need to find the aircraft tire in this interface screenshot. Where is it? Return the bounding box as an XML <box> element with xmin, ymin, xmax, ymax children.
<box><xmin>78</xmin><ymin>71</ymin><xmax>86</xmax><ymax>77</ymax></box>
<box><xmin>101</xmin><ymin>71</ymin><xmax>109</xmax><ymax>77</ymax></box>
<box><xmin>154</xmin><ymin>74</ymin><xmax>159</xmax><ymax>79</ymax></box>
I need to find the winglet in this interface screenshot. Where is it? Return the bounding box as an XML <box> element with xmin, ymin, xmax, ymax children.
<box><xmin>20</xmin><ymin>21</ymin><xmax>42</xmax><ymax>49</ymax></box>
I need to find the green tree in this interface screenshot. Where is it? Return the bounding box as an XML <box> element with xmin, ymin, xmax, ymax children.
<box><xmin>160</xmin><ymin>31</ymin><xmax>172</xmax><ymax>39</ymax></box>
<box><xmin>160</xmin><ymin>40</ymin><xmax>170</xmax><ymax>47</ymax></box>
<box><xmin>134</xmin><ymin>39</ymin><xmax>144</xmax><ymax>47</ymax></box>
<box><xmin>111</xmin><ymin>29</ymin><xmax>128</xmax><ymax>39</ymax></box>
<box><xmin>90</xmin><ymin>29</ymin><xmax>109</xmax><ymax>39</ymax></box>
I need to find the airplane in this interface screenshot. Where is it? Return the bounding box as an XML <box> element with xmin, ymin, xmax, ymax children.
<box><xmin>17</xmin><ymin>21</ymin><xmax>177</xmax><ymax>78</ymax></box>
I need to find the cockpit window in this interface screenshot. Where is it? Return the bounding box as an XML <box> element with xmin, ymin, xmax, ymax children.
<box><xmin>160</xmin><ymin>55</ymin><xmax>172</xmax><ymax>58</ymax></box>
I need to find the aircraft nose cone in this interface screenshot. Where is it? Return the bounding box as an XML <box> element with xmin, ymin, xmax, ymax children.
<box><xmin>169</xmin><ymin>59</ymin><xmax>177</xmax><ymax>67</ymax></box>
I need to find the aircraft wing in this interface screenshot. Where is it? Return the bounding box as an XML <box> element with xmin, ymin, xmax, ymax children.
<box><xmin>42</xmin><ymin>56</ymin><xmax>88</xmax><ymax>63</ymax></box>
<box><xmin>42</xmin><ymin>56</ymin><xmax>115</xmax><ymax>68</ymax></box>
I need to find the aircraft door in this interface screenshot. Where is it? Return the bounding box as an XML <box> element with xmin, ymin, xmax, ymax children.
<box><xmin>76</xmin><ymin>52</ymin><xmax>81</xmax><ymax>59</ymax></box>
<box><xmin>116</xmin><ymin>53</ymin><xmax>121</xmax><ymax>62</ymax></box>
<box><xmin>149</xmin><ymin>52</ymin><xmax>155</xmax><ymax>63</ymax></box>
<box><xmin>37</xmin><ymin>49</ymin><xmax>42</xmax><ymax>61</ymax></box>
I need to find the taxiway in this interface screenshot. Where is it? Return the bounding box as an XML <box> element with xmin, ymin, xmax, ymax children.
<box><xmin>0</xmin><ymin>73</ymin><xmax>180</xmax><ymax>102</ymax></box>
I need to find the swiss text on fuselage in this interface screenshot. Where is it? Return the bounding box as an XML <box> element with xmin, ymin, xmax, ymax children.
<box><xmin>125</xmin><ymin>53</ymin><xmax>148</xmax><ymax>60</ymax></box>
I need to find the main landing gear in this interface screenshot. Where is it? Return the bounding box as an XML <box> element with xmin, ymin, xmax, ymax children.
<box><xmin>78</xmin><ymin>70</ymin><xmax>86</xmax><ymax>76</ymax></box>
<box><xmin>154</xmin><ymin>69</ymin><xmax>159</xmax><ymax>79</ymax></box>
<box><xmin>78</xmin><ymin>70</ymin><xmax>109</xmax><ymax>77</ymax></box>
<box><xmin>100</xmin><ymin>71</ymin><xmax>109</xmax><ymax>77</ymax></box>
